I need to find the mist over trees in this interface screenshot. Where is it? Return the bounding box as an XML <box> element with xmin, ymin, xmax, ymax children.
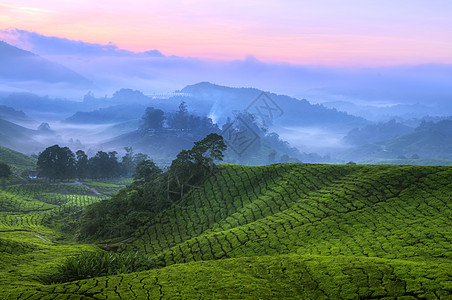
<box><xmin>140</xmin><ymin>101</ymin><xmax>220</xmax><ymax>136</ymax></box>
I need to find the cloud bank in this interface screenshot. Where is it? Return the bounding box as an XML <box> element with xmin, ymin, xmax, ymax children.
<box><xmin>1</xmin><ymin>28</ymin><xmax>452</xmax><ymax>117</ymax></box>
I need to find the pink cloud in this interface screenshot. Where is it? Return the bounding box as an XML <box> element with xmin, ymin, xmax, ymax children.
<box><xmin>1</xmin><ymin>0</ymin><xmax>451</xmax><ymax>66</ymax></box>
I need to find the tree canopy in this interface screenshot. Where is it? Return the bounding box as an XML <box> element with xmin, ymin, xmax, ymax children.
<box><xmin>37</xmin><ymin>145</ymin><xmax>148</xmax><ymax>181</ymax></box>
<box><xmin>37</xmin><ymin>145</ymin><xmax>76</xmax><ymax>181</ymax></box>
<box><xmin>0</xmin><ymin>162</ymin><xmax>12</xmax><ymax>178</ymax></box>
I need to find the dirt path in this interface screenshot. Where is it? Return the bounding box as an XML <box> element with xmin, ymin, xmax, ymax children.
<box><xmin>61</xmin><ymin>181</ymin><xmax>106</xmax><ymax>196</ymax></box>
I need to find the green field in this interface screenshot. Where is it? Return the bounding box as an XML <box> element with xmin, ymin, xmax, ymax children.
<box><xmin>1</xmin><ymin>163</ymin><xmax>451</xmax><ymax>299</ymax></box>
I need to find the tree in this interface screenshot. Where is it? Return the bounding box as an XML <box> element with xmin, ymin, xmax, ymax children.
<box><xmin>89</xmin><ymin>151</ymin><xmax>120</xmax><ymax>179</ymax></box>
<box><xmin>0</xmin><ymin>162</ymin><xmax>12</xmax><ymax>178</ymax></box>
<box><xmin>133</xmin><ymin>160</ymin><xmax>162</xmax><ymax>184</ymax></box>
<box><xmin>37</xmin><ymin>145</ymin><xmax>76</xmax><ymax>181</ymax></box>
<box><xmin>75</xmin><ymin>150</ymin><xmax>90</xmax><ymax>179</ymax></box>
<box><xmin>133</xmin><ymin>153</ymin><xmax>149</xmax><ymax>166</ymax></box>
<box><xmin>141</xmin><ymin>107</ymin><xmax>165</xmax><ymax>130</ymax></box>
<box><xmin>166</xmin><ymin>133</ymin><xmax>227</xmax><ymax>200</ymax></box>
<box><xmin>191</xmin><ymin>133</ymin><xmax>227</xmax><ymax>172</ymax></box>
<box><xmin>171</xmin><ymin>101</ymin><xmax>189</xmax><ymax>129</ymax></box>
<box><xmin>121</xmin><ymin>147</ymin><xmax>135</xmax><ymax>177</ymax></box>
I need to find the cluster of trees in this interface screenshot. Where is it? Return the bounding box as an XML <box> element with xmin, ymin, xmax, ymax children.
<box><xmin>79</xmin><ymin>133</ymin><xmax>226</xmax><ymax>240</ymax></box>
<box><xmin>140</xmin><ymin>102</ymin><xmax>219</xmax><ymax>136</ymax></box>
<box><xmin>0</xmin><ymin>162</ymin><xmax>12</xmax><ymax>183</ymax></box>
<box><xmin>37</xmin><ymin>145</ymin><xmax>148</xmax><ymax>181</ymax></box>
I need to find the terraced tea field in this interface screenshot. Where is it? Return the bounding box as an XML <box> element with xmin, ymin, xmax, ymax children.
<box><xmin>1</xmin><ymin>164</ymin><xmax>451</xmax><ymax>299</ymax></box>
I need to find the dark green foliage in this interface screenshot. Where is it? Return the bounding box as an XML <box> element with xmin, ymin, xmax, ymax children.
<box><xmin>37</xmin><ymin>145</ymin><xmax>76</xmax><ymax>181</ymax></box>
<box><xmin>75</xmin><ymin>150</ymin><xmax>89</xmax><ymax>179</ymax></box>
<box><xmin>0</xmin><ymin>162</ymin><xmax>12</xmax><ymax>178</ymax></box>
<box><xmin>167</xmin><ymin>133</ymin><xmax>226</xmax><ymax>185</ymax></box>
<box><xmin>133</xmin><ymin>160</ymin><xmax>162</xmax><ymax>184</ymax></box>
<box><xmin>38</xmin><ymin>146</ymin><xmax>147</xmax><ymax>181</ymax></box>
<box><xmin>79</xmin><ymin>134</ymin><xmax>226</xmax><ymax>240</ymax></box>
<box><xmin>88</xmin><ymin>150</ymin><xmax>121</xmax><ymax>179</ymax></box>
<box><xmin>48</xmin><ymin>251</ymin><xmax>153</xmax><ymax>283</ymax></box>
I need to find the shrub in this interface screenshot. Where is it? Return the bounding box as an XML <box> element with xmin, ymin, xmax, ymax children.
<box><xmin>47</xmin><ymin>251</ymin><xmax>154</xmax><ymax>283</ymax></box>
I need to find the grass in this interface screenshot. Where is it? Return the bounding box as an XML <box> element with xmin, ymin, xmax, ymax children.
<box><xmin>1</xmin><ymin>163</ymin><xmax>451</xmax><ymax>298</ymax></box>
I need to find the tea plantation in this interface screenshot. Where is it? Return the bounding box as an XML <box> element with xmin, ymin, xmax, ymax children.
<box><xmin>1</xmin><ymin>163</ymin><xmax>451</xmax><ymax>299</ymax></box>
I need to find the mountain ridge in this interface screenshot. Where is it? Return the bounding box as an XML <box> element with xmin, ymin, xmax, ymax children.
<box><xmin>0</xmin><ymin>41</ymin><xmax>93</xmax><ymax>88</ymax></box>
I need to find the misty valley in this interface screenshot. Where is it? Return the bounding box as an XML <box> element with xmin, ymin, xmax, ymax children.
<box><xmin>1</xmin><ymin>30</ymin><xmax>452</xmax><ymax>299</ymax></box>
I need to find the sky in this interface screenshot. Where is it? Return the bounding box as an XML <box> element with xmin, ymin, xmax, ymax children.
<box><xmin>0</xmin><ymin>0</ymin><xmax>451</xmax><ymax>66</ymax></box>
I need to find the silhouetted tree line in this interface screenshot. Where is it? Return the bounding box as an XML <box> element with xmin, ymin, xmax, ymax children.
<box><xmin>37</xmin><ymin>145</ymin><xmax>148</xmax><ymax>181</ymax></box>
<box><xmin>0</xmin><ymin>162</ymin><xmax>12</xmax><ymax>179</ymax></box>
<box><xmin>140</xmin><ymin>101</ymin><xmax>219</xmax><ymax>136</ymax></box>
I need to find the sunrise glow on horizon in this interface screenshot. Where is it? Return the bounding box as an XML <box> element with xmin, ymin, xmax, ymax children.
<box><xmin>1</xmin><ymin>0</ymin><xmax>451</xmax><ymax>66</ymax></box>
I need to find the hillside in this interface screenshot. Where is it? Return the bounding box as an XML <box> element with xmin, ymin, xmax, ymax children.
<box><xmin>0</xmin><ymin>164</ymin><xmax>451</xmax><ymax>298</ymax></box>
<box><xmin>0</xmin><ymin>146</ymin><xmax>36</xmax><ymax>173</ymax></box>
<box><xmin>343</xmin><ymin>119</ymin><xmax>414</xmax><ymax>146</ymax></box>
<box><xmin>0</xmin><ymin>105</ymin><xmax>32</xmax><ymax>124</ymax></box>
<box><xmin>341</xmin><ymin>120</ymin><xmax>452</xmax><ymax>162</ymax></box>
<box><xmin>0</xmin><ymin>119</ymin><xmax>43</xmax><ymax>154</ymax></box>
<box><xmin>64</xmin><ymin>104</ymin><xmax>146</xmax><ymax>124</ymax></box>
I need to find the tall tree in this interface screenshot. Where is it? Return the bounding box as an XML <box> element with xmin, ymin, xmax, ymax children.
<box><xmin>37</xmin><ymin>145</ymin><xmax>76</xmax><ymax>181</ymax></box>
<box><xmin>172</xmin><ymin>101</ymin><xmax>189</xmax><ymax>129</ymax></box>
<box><xmin>75</xmin><ymin>150</ymin><xmax>90</xmax><ymax>179</ymax></box>
<box><xmin>166</xmin><ymin>133</ymin><xmax>227</xmax><ymax>200</ymax></box>
<box><xmin>89</xmin><ymin>151</ymin><xmax>121</xmax><ymax>179</ymax></box>
<box><xmin>133</xmin><ymin>160</ymin><xmax>162</xmax><ymax>184</ymax></box>
<box><xmin>121</xmin><ymin>147</ymin><xmax>135</xmax><ymax>177</ymax></box>
<box><xmin>0</xmin><ymin>162</ymin><xmax>12</xmax><ymax>178</ymax></box>
<box><xmin>141</xmin><ymin>107</ymin><xmax>165</xmax><ymax>130</ymax></box>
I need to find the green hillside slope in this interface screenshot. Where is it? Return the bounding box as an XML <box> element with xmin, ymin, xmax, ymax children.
<box><xmin>1</xmin><ymin>164</ymin><xmax>451</xmax><ymax>299</ymax></box>
<box><xmin>0</xmin><ymin>146</ymin><xmax>37</xmax><ymax>173</ymax></box>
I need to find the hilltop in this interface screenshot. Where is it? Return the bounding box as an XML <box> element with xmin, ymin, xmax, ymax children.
<box><xmin>0</xmin><ymin>163</ymin><xmax>451</xmax><ymax>298</ymax></box>
<box><xmin>180</xmin><ymin>82</ymin><xmax>368</xmax><ymax>129</ymax></box>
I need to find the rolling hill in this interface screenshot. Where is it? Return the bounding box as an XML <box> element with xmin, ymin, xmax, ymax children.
<box><xmin>179</xmin><ymin>82</ymin><xmax>369</xmax><ymax>129</ymax></box>
<box><xmin>0</xmin><ymin>146</ymin><xmax>37</xmax><ymax>174</ymax></box>
<box><xmin>341</xmin><ymin>119</ymin><xmax>452</xmax><ymax>163</ymax></box>
<box><xmin>0</xmin><ymin>119</ymin><xmax>43</xmax><ymax>154</ymax></box>
<box><xmin>0</xmin><ymin>163</ymin><xmax>451</xmax><ymax>298</ymax></box>
<box><xmin>63</xmin><ymin>104</ymin><xmax>146</xmax><ymax>124</ymax></box>
<box><xmin>0</xmin><ymin>105</ymin><xmax>32</xmax><ymax>124</ymax></box>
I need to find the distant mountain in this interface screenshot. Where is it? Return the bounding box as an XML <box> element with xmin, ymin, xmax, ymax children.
<box><xmin>0</xmin><ymin>93</ymin><xmax>84</xmax><ymax>120</ymax></box>
<box><xmin>0</xmin><ymin>118</ymin><xmax>42</xmax><ymax>153</ymax></box>
<box><xmin>64</xmin><ymin>104</ymin><xmax>147</xmax><ymax>124</ymax></box>
<box><xmin>385</xmin><ymin>120</ymin><xmax>452</xmax><ymax>159</ymax></box>
<box><xmin>340</xmin><ymin>119</ymin><xmax>452</xmax><ymax>162</ymax></box>
<box><xmin>343</xmin><ymin>119</ymin><xmax>414</xmax><ymax>146</ymax></box>
<box><xmin>180</xmin><ymin>82</ymin><xmax>368</xmax><ymax>130</ymax></box>
<box><xmin>0</xmin><ymin>105</ymin><xmax>32</xmax><ymax>123</ymax></box>
<box><xmin>0</xmin><ymin>41</ymin><xmax>93</xmax><ymax>88</ymax></box>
